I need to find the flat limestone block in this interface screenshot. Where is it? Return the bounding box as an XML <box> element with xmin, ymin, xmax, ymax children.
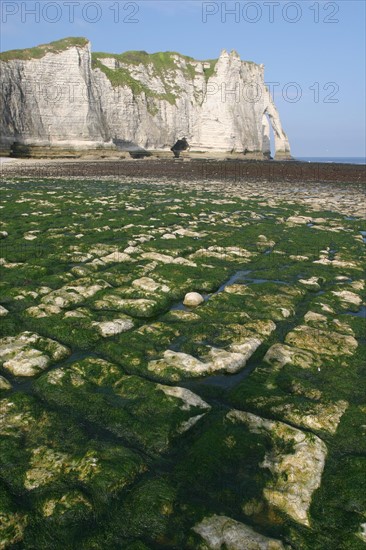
<box><xmin>193</xmin><ymin>515</ymin><xmax>286</xmax><ymax>549</ymax></box>
<box><xmin>0</xmin><ymin>332</ymin><xmax>70</xmax><ymax>377</ymax></box>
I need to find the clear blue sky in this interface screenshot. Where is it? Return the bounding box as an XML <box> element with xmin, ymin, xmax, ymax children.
<box><xmin>1</xmin><ymin>0</ymin><xmax>365</xmax><ymax>157</ymax></box>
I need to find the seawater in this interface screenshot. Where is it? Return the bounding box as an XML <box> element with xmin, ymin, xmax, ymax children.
<box><xmin>296</xmin><ymin>157</ymin><xmax>366</xmax><ymax>165</ymax></box>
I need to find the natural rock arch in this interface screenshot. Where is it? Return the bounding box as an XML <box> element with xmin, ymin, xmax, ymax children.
<box><xmin>262</xmin><ymin>113</ymin><xmax>271</xmax><ymax>159</ymax></box>
<box><xmin>263</xmin><ymin>100</ymin><xmax>291</xmax><ymax>160</ymax></box>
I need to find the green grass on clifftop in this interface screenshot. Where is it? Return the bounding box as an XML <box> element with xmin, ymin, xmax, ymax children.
<box><xmin>0</xmin><ymin>37</ymin><xmax>89</xmax><ymax>62</ymax></box>
<box><xmin>92</xmin><ymin>50</ymin><xmax>218</xmax><ymax>84</ymax></box>
<box><xmin>93</xmin><ymin>50</ymin><xmax>196</xmax><ymax>75</ymax></box>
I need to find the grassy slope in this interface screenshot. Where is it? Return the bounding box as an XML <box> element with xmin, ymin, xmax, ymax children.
<box><xmin>0</xmin><ymin>37</ymin><xmax>89</xmax><ymax>62</ymax></box>
<box><xmin>91</xmin><ymin>50</ymin><xmax>218</xmax><ymax>103</ymax></box>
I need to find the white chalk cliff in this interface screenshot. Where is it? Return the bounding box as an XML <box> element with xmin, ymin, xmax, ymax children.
<box><xmin>0</xmin><ymin>38</ymin><xmax>291</xmax><ymax>158</ymax></box>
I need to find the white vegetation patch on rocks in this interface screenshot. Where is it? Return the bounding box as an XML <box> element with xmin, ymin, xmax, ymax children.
<box><xmin>150</xmin><ymin>350</ymin><xmax>205</xmax><ymax>376</ymax></box>
<box><xmin>23</xmin><ymin>232</ymin><xmax>38</xmax><ymax>241</ymax></box>
<box><xmin>157</xmin><ymin>385</ymin><xmax>210</xmax><ymax>434</ymax></box>
<box><xmin>41</xmin><ymin>279</ymin><xmax>111</xmax><ymax>310</ymax></box>
<box><xmin>132</xmin><ymin>276</ymin><xmax>170</xmax><ymax>293</ymax></box>
<box><xmin>157</xmin><ymin>385</ymin><xmax>210</xmax><ymax>411</ymax></box>
<box><xmin>99</xmin><ymin>251</ymin><xmax>133</xmax><ymax>264</ymax></box>
<box><xmin>227</xmin><ymin>410</ymin><xmax>327</xmax><ymax>526</ymax></box>
<box><xmin>42</xmin><ymin>491</ymin><xmax>92</xmax><ymax>518</ymax></box>
<box><xmin>88</xmin><ymin>244</ymin><xmax>126</xmax><ymax>258</ymax></box>
<box><xmin>264</xmin><ymin>343</ymin><xmax>319</xmax><ymax>370</ymax></box>
<box><xmin>64</xmin><ymin>307</ymin><xmax>91</xmax><ymax>319</ymax></box>
<box><xmin>94</xmin><ymin>295</ymin><xmax>157</xmax><ymax>315</ymax></box>
<box><xmin>286</xmin><ymin>215</ymin><xmax>313</xmax><ymax>225</ymax></box>
<box><xmin>221</xmin><ymin>338</ymin><xmax>262</xmax><ymax>362</ymax></box>
<box><xmin>319</xmin><ymin>302</ymin><xmax>335</xmax><ymax>314</ymax></box>
<box><xmin>193</xmin><ymin>514</ymin><xmax>286</xmax><ymax>550</ymax></box>
<box><xmin>0</xmin><ymin>258</ymin><xmax>24</xmax><ymax>269</ymax></box>
<box><xmin>165</xmin><ymin>310</ymin><xmax>201</xmax><ymax>322</ymax></box>
<box><xmin>357</xmin><ymin>522</ymin><xmax>366</xmax><ymax>543</ymax></box>
<box><xmin>331</xmin><ymin>290</ymin><xmax>363</xmax><ymax>307</ymax></box>
<box><xmin>46</xmin><ymin>369</ymin><xmax>66</xmax><ymax>385</ymax></box>
<box><xmin>350</xmin><ymin>280</ymin><xmax>365</xmax><ymax>290</ymax></box>
<box><xmin>14</xmin><ymin>290</ymin><xmax>38</xmax><ymax>301</ymax></box>
<box><xmin>24</xmin><ymin>446</ymin><xmax>101</xmax><ymax>490</ymax></box>
<box><xmin>224</xmin><ymin>284</ymin><xmax>254</xmax><ymax>296</ymax></box>
<box><xmin>4</xmin><ymin>349</ymin><xmax>48</xmax><ymax>377</ymax></box>
<box><xmin>268</xmin><ymin>399</ymin><xmax>349</xmax><ymax>434</ymax></box>
<box><xmin>0</xmin><ymin>398</ymin><xmax>36</xmax><ymax>436</ymax></box>
<box><xmin>256</xmin><ymin>234</ymin><xmax>276</xmax><ymax>248</ymax></box>
<box><xmin>0</xmin><ymin>511</ymin><xmax>28</xmax><ymax>549</ymax></box>
<box><xmin>38</xmin><ymin>286</ymin><xmax>52</xmax><ymax>296</ymax></box>
<box><xmin>26</xmin><ymin>303</ymin><xmax>62</xmax><ymax>318</ymax></box>
<box><xmin>304</xmin><ymin>311</ymin><xmax>354</xmax><ymax>336</ymax></box>
<box><xmin>92</xmin><ymin>317</ymin><xmax>134</xmax><ymax>337</ymax></box>
<box><xmin>0</xmin><ymin>375</ymin><xmax>12</xmax><ymax>390</ymax></box>
<box><xmin>0</xmin><ymin>305</ymin><xmax>9</xmax><ymax>317</ymax></box>
<box><xmin>331</xmin><ymin>318</ymin><xmax>355</xmax><ymax>335</ymax></box>
<box><xmin>279</xmin><ymin>308</ymin><xmax>291</xmax><ymax>318</ymax></box>
<box><xmin>190</xmin><ymin>246</ymin><xmax>254</xmax><ymax>262</ymax></box>
<box><xmin>124</xmin><ymin>245</ymin><xmax>142</xmax><ymax>254</ymax></box>
<box><xmin>313</xmin><ymin>257</ymin><xmax>361</xmax><ymax>270</ymax></box>
<box><xmin>289</xmin><ymin>255</ymin><xmax>309</xmax><ymax>261</ymax></box>
<box><xmin>60</xmin><ymin>251</ymin><xmax>94</xmax><ymax>264</ymax></box>
<box><xmin>298</xmin><ymin>276</ymin><xmax>321</xmax><ymax>290</ymax></box>
<box><xmin>148</xmin><ymin>337</ymin><xmax>262</xmax><ymax>377</ymax></box>
<box><xmin>0</xmin><ymin>332</ymin><xmax>70</xmax><ymax>377</ymax></box>
<box><xmin>174</xmin><ymin>228</ymin><xmax>207</xmax><ymax>238</ymax></box>
<box><xmin>177</xmin><ymin>415</ymin><xmax>206</xmax><ymax>434</ymax></box>
<box><xmin>141</xmin><ymin>252</ymin><xmax>197</xmax><ymax>267</ymax></box>
<box><xmin>285</xmin><ymin>325</ymin><xmax>358</xmax><ymax>357</ymax></box>
<box><xmin>304</xmin><ymin>311</ymin><xmax>327</xmax><ymax>323</ymax></box>
<box><xmin>64</xmin><ymin>282</ymin><xmax>111</xmax><ymax>299</ymax></box>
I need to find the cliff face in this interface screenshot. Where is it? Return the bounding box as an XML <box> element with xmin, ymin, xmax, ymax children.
<box><xmin>0</xmin><ymin>39</ymin><xmax>109</xmax><ymax>149</ymax></box>
<box><xmin>0</xmin><ymin>38</ymin><xmax>291</xmax><ymax>158</ymax></box>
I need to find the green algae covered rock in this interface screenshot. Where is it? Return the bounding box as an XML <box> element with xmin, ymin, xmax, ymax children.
<box><xmin>285</xmin><ymin>325</ymin><xmax>358</xmax><ymax>357</ymax></box>
<box><xmin>264</xmin><ymin>343</ymin><xmax>318</xmax><ymax>370</ymax></box>
<box><xmin>0</xmin><ymin>178</ymin><xmax>365</xmax><ymax>548</ymax></box>
<box><xmin>118</xmin><ymin>478</ymin><xmax>177</xmax><ymax>543</ymax></box>
<box><xmin>0</xmin><ymin>483</ymin><xmax>28</xmax><ymax>549</ymax></box>
<box><xmin>0</xmin><ymin>392</ymin><xmax>146</xmax><ymax>501</ymax></box>
<box><xmin>34</xmin><ymin>357</ymin><xmax>210</xmax><ymax>455</ymax></box>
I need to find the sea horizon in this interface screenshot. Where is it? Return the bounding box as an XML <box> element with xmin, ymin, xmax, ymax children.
<box><xmin>296</xmin><ymin>156</ymin><xmax>366</xmax><ymax>165</ymax></box>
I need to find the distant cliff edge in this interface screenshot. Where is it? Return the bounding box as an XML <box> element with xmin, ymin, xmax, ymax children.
<box><xmin>0</xmin><ymin>37</ymin><xmax>291</xmax><ymax>159</ymax></box>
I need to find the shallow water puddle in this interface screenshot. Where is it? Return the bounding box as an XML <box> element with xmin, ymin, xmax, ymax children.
<box><xmin>345</xmin><ymin>304</ymin><xmax>366</xmax><ymax>318</ymax></box>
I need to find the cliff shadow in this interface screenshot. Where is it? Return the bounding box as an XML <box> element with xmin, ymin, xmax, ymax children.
<box><xmin>113</xmin><ymin>139</ymin><xmax>152</xmax><ymax>159</ymax></box>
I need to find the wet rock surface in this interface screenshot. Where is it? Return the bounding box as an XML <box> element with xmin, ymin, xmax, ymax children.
<box><xmin>227</xmin><ymin>410</ymin><xmax>327</xmax><ymax>526</ymax></box>
<box><xmin>0</xmin><ymin>176</ymin><xmax>365</xmax><ymax>548</ymax></box>
<box><xmin>193</xmin><ymin>515</ymin><xmax>286</xmax><ymax>549</ymax></box>
<box><xmin>0</xmin><ymin>332</ymin><xmax>70</xmax><ymax>377</ymax></box>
